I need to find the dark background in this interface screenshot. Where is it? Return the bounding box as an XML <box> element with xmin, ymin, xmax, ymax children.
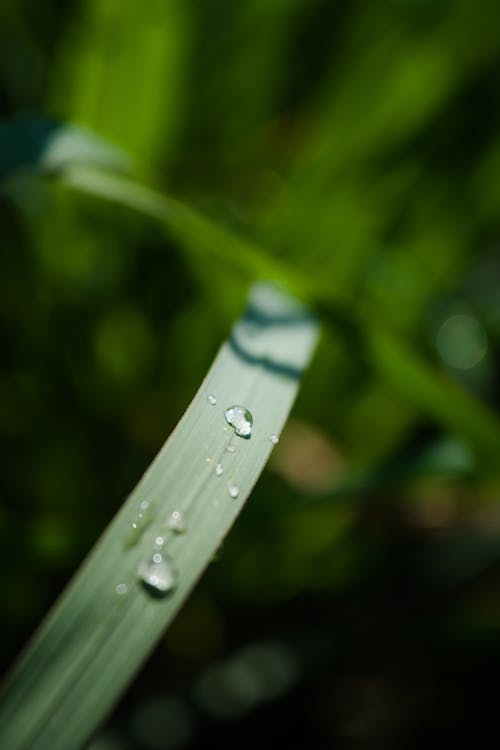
<box><xmin>2</xmin><ymin>0</ymin><xmax>500</xmax><ymax>747</ymax></box>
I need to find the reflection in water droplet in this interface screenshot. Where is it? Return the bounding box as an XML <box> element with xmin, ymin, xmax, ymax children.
<box><xmin>168</xmin><ymin>510</ymin><xmax>186</xmax><ymax>533</ymax></box>
<box><xmin>224</xmin><ymin>405</ymin><xmax>253</xmax><ymax>438</ymax></box>
<box><xmin>436</xmin><ymin>314</ymin><xmax>488</xmax><ymax>370</ymax></box>
<box><xmin>115</xmin><ymin>583</ymin><xmax>129</xmax><ymax>597</ymax></box>
<box><xmin>207</xmin><ymin>394</ymin><xmax>217</xmax><ymax>406</ymax></box>
<box><xmin>269</xmin><ymin>434</ymin><xmax>279</xmax><ymax>444</ymax></box>
<box><xmin>215</xmin><ymin>463</ymin><xmax>224</xmax><ymax>477</ymax></box>
<box><xmin>228</xmin><ymin>484</ymin><xmax>239</xmax><ymax>499</ymax></box>
<box><xmin>139</xmin><ymin>553</ymin><xmax>177</xmax><ymax>597</ymax></box>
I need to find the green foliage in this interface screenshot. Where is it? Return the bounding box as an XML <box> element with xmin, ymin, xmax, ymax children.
<box><xmin>0</xmin><ymin>285</ymin><xmax>318</xmax><ymax>750</ymax></box>
<box><xmin>2</xmin><ymin>0</ymin><xmax>500</xmax><ymax>746</ymax></box>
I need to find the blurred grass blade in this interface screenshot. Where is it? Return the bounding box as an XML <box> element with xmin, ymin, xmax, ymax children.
<box><xmin>0</xmin><ymin>283</ymin><xmax>319</xmax><ymax>750</ymax></box>
<box><xmin>59</xmin><ymin>165</ymin><xmax>500</xmax><ymax>468</ymax></box>
<box><xmin>4</xmin><ymin>128</ymin><xmax>500</xmax><ymax>469</ymax></box>
<box><xmin>0</xmin><ymin>118</ymin><xmax>131</xmax><ymax>179</ymax></box>
<box><xmin>59</xmin><ymin>163</ymin><xmax>306</xmax><ymax>288</ymax></box>
<box><xmin>49</xmin><ymin>0</ymin><xmax>189</xmax><ymax>169</ymax></box>
<box><xmin>364</xmin><ymin>322</ymin><xmax>500</xmax><ymax>466</ymax></box>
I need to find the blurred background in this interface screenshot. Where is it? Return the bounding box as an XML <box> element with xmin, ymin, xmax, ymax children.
<box><xmin>2</xmin><ymin>0</ymin><xmax>500</xmax><ymax>747</ymax></box>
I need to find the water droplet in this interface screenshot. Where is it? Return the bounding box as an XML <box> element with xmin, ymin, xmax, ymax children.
<box><xmin>228</xmin><ymin>484</ymin><xmax>240</xmax><ymax>499</ymax></box>
<box><xmin>270</xmin><ymin>434</ymin><xmax>279</xmax><ymax>445</ymax></box>
<box><xmin>168</xmin><ymin>510</ymin><xmax>186</xmax><ymax>533</ymax></box>
<box><xmin>215</xmin><ymin>463</ymin><xmax>224</xmax><ymax>477</ymax></box>
<box><xmin>154</xmin><ymin>535</ymin><xmax>166</xmax><ymax>550</ymax></box>
<box><xmin>131</xmin><ymin>500</ymin><xmax>151</xmax><ymax>529</ymax></box>
<box><xmin>139</xmin><ymin>552</ymin><xmax>177</xmax><ymax>597</ymax></box>
<box><xmin>224</xmin><ymin>405</ymin><xmax>253</xmax><ymax>438</ymax></box>
<box><xmin>115</xmin><ymin>582</ymin><xmax>129</xmax><ymax>597</ymax></box>
<box><xmin>226</xmin><ymin>444</ymin><xmax>236</xmax><ymax>454</ymax></box>
<box><xmin>207</xmin><ymin>394</ymin><xmax>217</xmax><ymax>405</ymax></box>
<box><xmin>127</xmin><ymin>499</ymin><xmax>154</xmax><ymax>545</ymax></box>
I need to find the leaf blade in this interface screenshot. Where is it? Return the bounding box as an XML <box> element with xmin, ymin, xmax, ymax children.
<box><xmin>0</xmin><ymin>283</ymin><xmax>318</xmax><ymax>750</ymax></box>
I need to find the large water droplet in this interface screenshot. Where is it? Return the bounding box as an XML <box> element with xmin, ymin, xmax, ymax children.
<box><xmin>228</xmin><ymin>484</ymin><xmax>240</xmax><ymax>499</ymax></box>
<box><xmin>215</xmin><ymin>463</ymin><xmax>224</xmax><ymax>477</ymax></box>
<box><xmin>224</xmin><ymin>405</ymin><xmax>253</xmax><ymax>438</ymax></box>
<box><xmin>139</xmin><ymin>552</ymin><xmax>177</xmax><ymax>597</ymax></box>
<box><xmin>168</xmin><ymin>510</ymin><xmax>186</xmax><ymax>533</ymax></box>
<box><xmin>207</xmin><ymin>394</ymin><xmax>217</xmax><ymax>406</ymax></box>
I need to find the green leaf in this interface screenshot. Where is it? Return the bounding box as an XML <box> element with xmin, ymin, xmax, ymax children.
<box><xmin>363</xmin><ymin>321</ymin><xmax>500</xmax><ymax>467</ymax></box>
<box><xmin>48</xmin><ymin>0</ymin><xmax>190</xmax><ymax>169</ymax></box>
<box><xmin>57</xmin><ymin>164</ymin><xmax>500</xmax><ymax>470</ymax></box>
<box><xmin>0</xmin><ymin>118</ymin><xmax>131</xmax><ymax>179</ymax></box>
<box><xmin>0</xmin><ymin>283</ymin><xmax>318</xmax><ymax>750</ymax></box>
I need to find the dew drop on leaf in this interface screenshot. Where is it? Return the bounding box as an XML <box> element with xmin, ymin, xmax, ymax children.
<box><xmin>167</xmin><ymin>510</ymin><xmax>186</xmax><ymax>533</ymax></box>
<box><xmin>154</xmin><ymin>536</ymin><xmax>166</xmax><ymax>550</ymax></box>
<box><xmin>224</xmin><ymin>405</ymin><xmax>253</xmax><ymax>438</ymax></box>
<box><xmin>115</xmin><ymin>583</ymin><xmax>129</xmax><ymax>597</ymax></box>
<box><xmin>138</xmin><ymin>553</ymin><xmax>177</xmax><ymax>597</ymax></box>
<box><xmin>126</xmin><ymin>499</ymin><xmax>154</xmax><ymax>545</ymax></box>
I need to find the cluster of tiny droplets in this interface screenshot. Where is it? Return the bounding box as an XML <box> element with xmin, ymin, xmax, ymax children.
<box><xmin>131</xmin><ymin>397</ymin><xmax>279</xmax><ymax>598</ymax></box>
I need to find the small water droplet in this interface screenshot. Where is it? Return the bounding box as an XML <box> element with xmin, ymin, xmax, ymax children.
<box><xmin>226</xmin><ymin>444</ymin><xmax>236</xmax><ymax>454</ymax></box>
<box><xmin>270</xmin><ymin>434</ymin><xmax>279</xmax><ymax>444</ymax></box>
<box><xmin>115</xmin><ymin>582</ymin><xmax>129</xmax><ymax>597</ymax></box>
<box><xmin>224</xmin><ymin>405</ymin><xmax>253</xmax><ymax>438</ymax></box>
<box><xmin>139</xmin><ymin>553</ymin><xmax>177</xmax><ymax>597</ymax></box>
<box><xmin>215</xmin><ymin>463</ymin><xmax>224</xmax><ymax>476</ymax></box>
<box><xmin>127</xmin><ymin>499</ymin><xmax>154</xmax><ymax>545</ymax></box>
<box><xmin>168</xmin><ymin>510</ymin><xmax>186</xmax><ymax>533</ymax></box>
<box><xmin>228</xmin><ymin>484</ymin><xmax>239</xmax><ymax>499</ymax></box>
<box><xmin>154</xmin><ymin>535</ymin><xmax>165</xmax><ymax>550</ymax></box>
<box><xmin>207</xmin><ymin>394</ymin><xmax>217</xmax><ymax>405</ymax></box>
